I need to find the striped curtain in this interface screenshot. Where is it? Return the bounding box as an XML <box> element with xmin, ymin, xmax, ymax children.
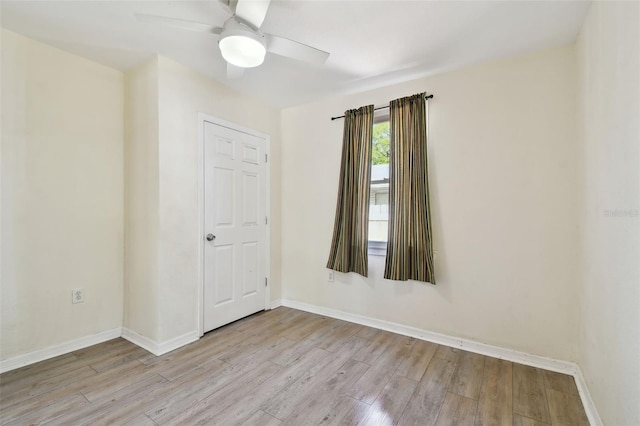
<box><xmin>384</xmin><ymin>93</ymin><xmax>436</xmax><ymax>284</ymax></box>
<box><xmin>326</xmin><ymin>105</ymin><xmax>374</xmax><ymax>277</ymax></box>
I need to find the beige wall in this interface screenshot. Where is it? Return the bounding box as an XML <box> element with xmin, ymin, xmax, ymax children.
<box><xmin>124</xmin><ymin>56</ymin><xmax>282</xmax><ymax>343</ymax></box>
<box><xmin>576</xmin><ymin>2</ymin><xmax>640</xmax><ymax>424</ymax></box>
<box><xmin>1</xmin><ymin>30</ymin><xmax>124</xmax><ymax>360</ymax></box>
<box><xmin>124</xmin><ymin>57</ymin><xmax>160</xmax><ymax>341</ymax></box>
<box><xmin>281</xmin><ymin>45</ymin><xmax>581</xmax><ymax>361</ymax></box>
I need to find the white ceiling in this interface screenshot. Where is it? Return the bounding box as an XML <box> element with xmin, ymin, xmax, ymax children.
<box><xmin>1</xmin><ymin>0</ymin><xmax>590</xmax><ymax>108</ymax></box>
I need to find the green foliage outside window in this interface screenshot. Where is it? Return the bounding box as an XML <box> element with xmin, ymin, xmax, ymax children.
<box><xmin>372</xmin><ymin>122</ymin><xmax>390</xmax><ymax>165</ymax></box>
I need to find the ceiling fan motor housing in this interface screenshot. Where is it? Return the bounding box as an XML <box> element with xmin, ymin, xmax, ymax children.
<box><xmin>218</xmin><ymin>17</ymin><xmax>267</xmax><ymax>68</ymax></box>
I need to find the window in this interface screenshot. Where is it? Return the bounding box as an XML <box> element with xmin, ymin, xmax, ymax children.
<box><xmin>369</xmin><ymin>118</ymin><xmax>389</xmax><ymax>255</ymax></box>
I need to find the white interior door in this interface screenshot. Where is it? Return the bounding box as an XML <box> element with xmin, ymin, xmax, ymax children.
<box><xmin>203</xmin><ymin>120</ymin><xmax>267</xmax><ymax>333</ymax></box>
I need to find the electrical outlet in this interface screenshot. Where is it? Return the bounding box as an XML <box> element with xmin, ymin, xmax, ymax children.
<box><xmin>328</xmin><ymin>270</ymin><xmax>334</xmax><ymax>283</ymax></box>
<box><xmin>72</xmin><ymin>288</ymin><xmax>84</xmax><ymax>304</ymax></box>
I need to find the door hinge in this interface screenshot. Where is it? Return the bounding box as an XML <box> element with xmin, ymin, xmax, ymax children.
<box><xmin>265</xmin><ymin>216</ymin><xmax>268</xmax><ymax>225</ymax></box>
<box><xmin>265</xmin><ymin>153</ymin><xmax>268</xmax><ymax>163</ymax></box>
<box><xmin>265</xmin><ymin>277</ymin><xmax>268</xmax><ymax>287</ymax></box>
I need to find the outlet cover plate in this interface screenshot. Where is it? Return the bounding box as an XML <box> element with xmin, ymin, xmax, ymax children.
<box><xmin>72</xmin><ymin>288</ymin><xmax>84</xmax><ymax>304</ymax></box>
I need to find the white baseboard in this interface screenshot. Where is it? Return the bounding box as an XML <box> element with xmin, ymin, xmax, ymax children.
<box><xmin>280</xmin><ymin>299</ymin><xmax>601</xmax><ymax>425</ymax></box>
<box><xmin>573</xmin><ymin>365</ymin><xmax>604</xmax><ymax>426</ymax></box>
<box><xmin>270</xmin><ymin>298</ymin><xmax>283</xmax><ymax>309</ymax></box>
<box><xmin>157</xmin><ymin>330</ymin><xmax>199</xmax><ymax>355</ymax></box>
<box><xmin>1</xmin><ymin>326</ymin><xmax>200</xmax><ymax>374</ymax></box>
<box><xmin>121</xmin><ymin>328</ymin><xmax>199</xmax><ymax>356</ymax></box>
<box><xmin>0</xmin><ymin>327</ymin><xmax>122</xmax><ymax>374</ymax></box>
<box><xmin>120</xmin><ymin>328</ymin><xmax>158</xmax><ymax>355</ymax></box>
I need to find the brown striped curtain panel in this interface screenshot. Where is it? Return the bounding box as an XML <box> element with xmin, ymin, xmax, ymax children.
<box><xmin>384</xmin><ymin>93</ymin><xmax>436</xmax><ymax>284</ymax></box>
<box><xmin>326</xmin><ymin>105</ymin><xmax>374</xmax><ymax>277</ymax></box>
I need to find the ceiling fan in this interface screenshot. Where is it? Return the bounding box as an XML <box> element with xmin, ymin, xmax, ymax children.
<box><xmin>135</xmin><ymin>0</ymin><xmax>330</xmax><ymax>79</ymax></box>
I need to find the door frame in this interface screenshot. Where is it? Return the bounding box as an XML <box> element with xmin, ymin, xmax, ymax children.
<box><xmin>197</xmin><ymin>113</ymin><xmax>271</xmax><ymax>337</ymax></box>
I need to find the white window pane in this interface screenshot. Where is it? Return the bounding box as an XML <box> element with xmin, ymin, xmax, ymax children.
<box><xmin>369</xmin><ymin>121</ymin><xmax>390</xmax><ymax>247</ymax></box>
<box><xmin>368</xmin><ymin>220</ymin><xmax>388</xmax><ymax>242</ymax></box>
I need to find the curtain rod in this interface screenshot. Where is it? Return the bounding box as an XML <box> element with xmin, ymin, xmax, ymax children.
<box><xmin>330</xmin><ymin>94</ymin><xmax>434</xmax><ymax>121</ymax></box>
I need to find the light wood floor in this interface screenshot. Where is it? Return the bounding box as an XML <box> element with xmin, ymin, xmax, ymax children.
<box><xmin>0</xmin><ymin>307</ymin><xmax>589</xmax><ymax>426</ymax></box>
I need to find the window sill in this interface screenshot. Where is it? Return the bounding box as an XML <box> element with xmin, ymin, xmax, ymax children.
<box><xmin>368</xmin><ymin>241</ymin><xmax>387</xmax><ymax>256</ymax></box>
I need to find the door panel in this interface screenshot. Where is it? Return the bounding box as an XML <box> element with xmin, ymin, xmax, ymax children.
<box><xmin>214</xmin><ymin>245</ymin><xmax>234</xmax><ymax>306</ymax></box>
<box><xmin>243</xmin><ymin>172</ymin><xmax>259</xmax><ymax>225</ymax></box>
<box><xmin>214</xmin><ymin>167</ymin><xmax>234</xmax><ymax>225</ymax></box>
<box><xmin>215</xmin><ymin>136</ymin><xmax>234</xmax><ymax>157</ymax></box>
<box><xmin>242</xmin><ymin>144</ymin><xmax>259</xmax><ymax>164</ymax></box>
<box><xmin>204</xmin><ymin>121</ymin><xmax>267</xmax><ymax>333</ymax></box>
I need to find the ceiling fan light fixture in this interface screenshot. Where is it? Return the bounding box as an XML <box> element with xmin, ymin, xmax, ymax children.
<box><xmin>218</xmin><ymin>18</ymin><xmax>267</xmax><ymax>68</ymax></box>
<box><xmin>219</xmin><ymin>34</ymin><xmax>266</xmax><ymax>68</ymax></box>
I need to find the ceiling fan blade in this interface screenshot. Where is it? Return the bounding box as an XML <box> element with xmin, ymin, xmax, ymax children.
<box><xmin>234</xmin><ymin>0</ymin><xmax>271</xmax><ymax>29</ymax></box>
<box><xmin>135</xmin><ymin>13</ymin><xmax>222</xmax><ymax>34</ymax></box>
<box><xmin>266</xmin><ymin>34</ymin><xmax>330</xmax><ymax>65</ymax></box>
<box><xmin>227</xmin><ymin>63</ymin><xmax>246</xmax><ymax>79</ymax></box>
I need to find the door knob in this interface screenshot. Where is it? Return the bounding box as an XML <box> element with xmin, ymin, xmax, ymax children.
<box><xmin>206</xmin><ymin>234</ymin><xmax>216</xmax><ymax>241</ymax></box>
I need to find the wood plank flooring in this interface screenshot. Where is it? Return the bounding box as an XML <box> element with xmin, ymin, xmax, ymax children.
<box><xmin>0</xmin><ymin>307</ymin><xmax>589</xmax><ymax>425</ymax></box>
